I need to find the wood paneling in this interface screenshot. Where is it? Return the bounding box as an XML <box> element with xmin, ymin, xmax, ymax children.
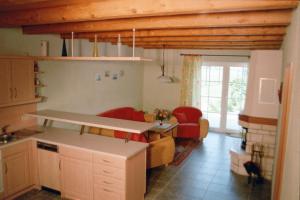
<box><xmin>239</xmin><ymin>114</ymin><xmax>278</xmax><ymax>126</ymax></box>
<box><xmin>22</xmin><ymin>10</ymin><xmax>292</xmax><ymax>34</ymax></box>
<box><xmin>0</xmin><ymin>104</ymin><xmax>37</xmax><ymax>132</ymax></box>
<box><xmin>0</xmin><ymin>0</ymin><xmax>297</xmax><ymax>26</ymax></box>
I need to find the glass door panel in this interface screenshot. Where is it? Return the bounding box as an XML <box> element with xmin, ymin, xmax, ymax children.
<box><xmin>226</xmin><ymin>66</ymin><xmax>248</xmax><ymax>131</ymax></box>
<box><xmin>200</xmin><ymin>66</ymin><xmax>223</xmax><ymax>129</ymax></box>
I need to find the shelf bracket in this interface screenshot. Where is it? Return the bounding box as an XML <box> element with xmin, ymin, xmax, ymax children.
<box><xmin>43</xmin><ymin>119</ymin><xmax>48</xmax><ymax>128</ymax></box>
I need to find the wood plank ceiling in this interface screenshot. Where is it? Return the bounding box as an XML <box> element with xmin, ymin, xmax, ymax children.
<box><xmin>0</xmin><ymin>0</ymin><xmax>298</xmax><ymax>50</ymax></box>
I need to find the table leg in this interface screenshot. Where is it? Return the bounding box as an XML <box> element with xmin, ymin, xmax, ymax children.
<box><xmin>125</xmin><ymin>132</ymin><xmax>131</xmax><ymax>143</ymax></box>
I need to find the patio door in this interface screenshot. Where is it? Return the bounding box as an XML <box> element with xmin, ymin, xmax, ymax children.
<box><xmin>197</xmin><ymin>61</ymin><xmax>248</xmax><ymax>133</ymax></box>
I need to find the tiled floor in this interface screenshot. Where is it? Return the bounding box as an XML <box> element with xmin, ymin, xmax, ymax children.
<box><xmin>16</xmin><ymin>132</ymin><xmax>271</xmax><ymax>200</ymax></box>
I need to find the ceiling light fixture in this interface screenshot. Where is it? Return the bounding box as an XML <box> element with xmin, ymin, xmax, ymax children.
<box><xmin>157</xmin><ymin>46</ymin><xmax>173</xmax><ymax>83</ymax></box>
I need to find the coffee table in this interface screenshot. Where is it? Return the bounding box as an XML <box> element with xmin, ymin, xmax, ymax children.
<box><xmin>149</xmin><ymin>121</ymin><xmax>178</xmax><ymax>137</ymax></box>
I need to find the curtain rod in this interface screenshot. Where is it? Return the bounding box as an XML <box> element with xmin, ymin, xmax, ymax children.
<box><xmin>180</xmin><ymin>53</ymin><xmax>250</xmax><ymax>58</ymax></box>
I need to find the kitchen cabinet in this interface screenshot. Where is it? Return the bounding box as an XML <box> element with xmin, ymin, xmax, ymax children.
<box><xmin>58</xmin><ymin>144</ymin><xmax>146</xmax><ymax>200</ymax></box>
<box><xmin>60</xmin><ymin>146</ymin><xmax>93</xmax><ymax>200</ymax></box>
<box><xmin>37</xmin><ymin>148</ymin><xmax>60</xmax><ymax>191</ymax></box>
<box><xmin>0</xmin><ymin>58</ymin><xmax>35</xmax><ymax>107</ymax></box>
<box><xmin>0</xmin><ymin>60</ymin><xmax>11</xmax><ymax>105</ymax></box>
<box><xmin>10</xmin><ymin>60</ymin><xmax>35</xmax><ymax>102</ymax></box>
<box><xmin>2</xmin><ymin>141</ymin><xmax>31</xmax><ymax>198</ymax></box>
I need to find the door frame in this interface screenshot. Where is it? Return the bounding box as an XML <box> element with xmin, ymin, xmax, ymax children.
<box><xmin>273</xmin><ymin>63</ymin><xmax>294</xmax><ymax>200</ymax></box>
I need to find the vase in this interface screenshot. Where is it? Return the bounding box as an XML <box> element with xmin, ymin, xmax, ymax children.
<box><xmin>159</xmin><ymin>120</ymin><xmax>163</xmax><ymax>126</ymax></box>
<box><xmin>92</xmin><ymin>35</ymin><xmax>99</xmax><ymax>57</ymax></box>
<box><xmin>61</xmin><ymin>38</ymin><xmax>67</xmax><ymax>56</ymax></box>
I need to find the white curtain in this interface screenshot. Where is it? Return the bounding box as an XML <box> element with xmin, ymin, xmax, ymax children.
<box><xmin>180</xmin><ymin>55</ymin><xmax>202</xmax><ymax>106</ymax></box>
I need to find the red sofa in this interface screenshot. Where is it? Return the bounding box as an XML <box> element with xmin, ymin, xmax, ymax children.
<box><xmin>172</xmin><ymin>106</ymin><xmax>203</xmax><ymax>139</ymax></box>
<box><xmin>98</xmin><ymin>107</ymin><xmax>147</xmax><ymax>142</ymax></box>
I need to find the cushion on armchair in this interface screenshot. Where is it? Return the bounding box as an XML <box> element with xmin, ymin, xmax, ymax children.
<box><xmin>177</xmin><ymin>123</ymin><xmax>200</xmax><ymax>138</ymax></box>
<box><xmin>173</xmin><ymin>112</ymin><xmax>188</xmax><ymax>123</ymax></box>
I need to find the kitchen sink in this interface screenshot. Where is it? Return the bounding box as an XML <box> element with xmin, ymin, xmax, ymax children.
<box><xmin>0</xmin><ymin>134</ymin><xmax>19</xmax><ymax>144</ymax></box>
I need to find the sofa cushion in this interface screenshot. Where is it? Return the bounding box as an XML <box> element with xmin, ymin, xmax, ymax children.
<box><xmin>114</xmin><ymin>130</ymin><xmax>147</xmax><ymax>143</ymax></box>
<box><xmin>98</xmin><ymin>107</ymin><xmax>135</xmax><ymax>120</ymax></box>
<box><xmin>173</xmin><ymin>112</ymin><xmax>188</xmax><ymax>123</ymax></box>
<box><xmin>177</xmin><ymin>123</ymin><xmax>200</xmax><ymax>138</ymax></box>
<box><xmin>132</xmin><ymin>111</ymin><xmax>145</xmax><ymax>122</ymax></box>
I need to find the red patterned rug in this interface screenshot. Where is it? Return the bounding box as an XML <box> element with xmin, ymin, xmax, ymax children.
<box><xmin>172</xmin><ymin>138</ymin><xmax>200</xmax><ymax>166</ymax></box>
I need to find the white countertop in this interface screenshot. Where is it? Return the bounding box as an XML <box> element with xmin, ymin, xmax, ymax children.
<box><xmin>0</xmin><ymin>127</ymin><xmax>148</xmax><ymax>159</ymax></box>
<box><xmin>32</xmin><ymin>127</ymin><xmax>149</xmax><ymax>159</ymax></box>
<box><xmin>25</xmin><ymin>109</ymin><xmax>155</xmax><ymax>134</ymax></box>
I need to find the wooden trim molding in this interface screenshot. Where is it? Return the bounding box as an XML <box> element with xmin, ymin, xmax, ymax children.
<box><xmin>239</xmin><ymin>114</ymin><xmax>278</xmax><ymax>126</ymax></box>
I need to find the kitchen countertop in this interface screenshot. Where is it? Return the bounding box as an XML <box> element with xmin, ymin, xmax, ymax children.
<box><xmin>25</xmin><ymin>109</ymin><xmax>155</xmax><ymax>134</ymax></box>
<box><xmin>0</xmin><ymin>127</ymin><xmax>149</xmax><ymax>159</ymax></box>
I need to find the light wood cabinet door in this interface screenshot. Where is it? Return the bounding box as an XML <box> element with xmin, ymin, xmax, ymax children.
<box><xmin>0</xmin><ymin>60</ymin><xmax>12</xmax><ymax>104</ymax></box>
<box><xmin>60</xmin><ymin>156</ymin><xmax>93</xmax><ymax>200</ymax></box>
<box><xmin>10</xmin><ymin>59</ymin><xmax>34</xmax><ymax>102</ymax></box>
<box><xmin>3</xmin><ymin>151</ymin><xmax>30</xmax><ymax>197</ymax></box>
<box><xmin>38</xmin><ymin>149</ymin><xmax>60</xmax><ymax>191</ymax></box>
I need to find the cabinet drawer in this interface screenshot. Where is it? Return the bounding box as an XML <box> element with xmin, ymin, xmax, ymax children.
<box><xmin>94</xmin><ymin>184</ymin><xmax>125</xmax><ymax>200</ymax></box>
<box><xmin>59</xmin><ymin>146</ymin><xmax>92</xmax><ymax>162</ymax></box>
<box><xmin>94</xmin><ymin>175</ymin><xmax>125</xmax><ymax>191</ymax></box>
<box><xmin>94</xmin><ymin>164</ymin><xmax>125</xmax><ymax>180</ymax></box>
<box><xmin>93</xmin><ymin>153</ymin><xmax>126</xmax><ymax>169</ymax></box>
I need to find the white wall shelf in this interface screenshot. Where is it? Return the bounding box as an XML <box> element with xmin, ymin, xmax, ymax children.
<box><xmin>0</xmin><ymin>56</ymin><xmax>152</xmax><ymax>62</ymax></box>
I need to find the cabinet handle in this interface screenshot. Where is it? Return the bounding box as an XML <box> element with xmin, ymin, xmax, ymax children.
<box><xmin>103</xmin><ymin>170</ymin><xmax>112</xmax><ymax>174</ymax></box>
<box><xmin>4</xmin><ymin>163</ymin><xmax>8</xmax><ymax>174</ymax></box>
<box><xmin>103</xmin><ymin>181</ymin><xmax>113</xmax><ymax>185</ymax></box>
<box><xmin>59</xmin><ymin>160</ymin><xmax>61</xmax><ymax>170</ymax></box>
<box><xmin>14</xmin><ymin>88</ymin><xmax>17</xmax><ymax>98</ymax></box>
<box><xmin>103</xmin><ymin>188</ymin><xmax>113</xmax><ymax>193</ymax></box>
<box><xmin>102</xmin><ymin>159</ymin><xmax>111</xmax><ymax>163</ymax></box>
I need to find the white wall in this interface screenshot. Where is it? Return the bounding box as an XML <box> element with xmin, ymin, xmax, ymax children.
<box><xmin>142</xmin><ymin>49</ymin><xmax>250</xmax><ymax>113</ymax></box>
<box><xmin>0</xmin><ymin>28</ymin><xmax>144</xmax><ymax>129</ymax></box>
<box><xmin>243</xmin><ymin>50</ymin><xmax>282</xmax><ymax>119</ymax></box>
<box><xmin>277</xmin><ymin>5</ymin><xmax>300</xmax><ymax>200</ymax></box>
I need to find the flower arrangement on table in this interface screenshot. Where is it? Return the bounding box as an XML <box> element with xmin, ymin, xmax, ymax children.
<box><xmin>154</xmin><ymin>108</ymin><xmax>171</xmax><ymax>125</ymax></box>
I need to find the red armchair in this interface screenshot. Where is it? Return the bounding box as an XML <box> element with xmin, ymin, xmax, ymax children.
<box><xmin>173</xmin><ymin>106</ymin><xmax>207</xmax><ymax>140</ymax></box>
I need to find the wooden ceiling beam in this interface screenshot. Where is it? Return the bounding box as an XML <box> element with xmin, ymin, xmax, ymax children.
<box><xmin>91</xmin><ymin>35</ymin><xmax>284</xmax><ymax>42</ymax></box>
<box><xmin>138</xmin><ymin>45</ymin><xmax>281</xmax><ymax>50</ymax></box>
<box><xmin>0</xmin><ymin>0</ymin><xmax>98</xmax><ymax>12</ymax></box>
<box><xmin>117</xmin><ymin>41</ymin><xmax>282</xmax><ymax>46</ymax></box>
<box><xmin>60</xmin><ymin>26</ymin><xmax>287</xmax><ymax>39</ymax></box>
<box><xmin>23</xmin><ymin>10</ymin><xmax>293</xmax><ymax>34</ymax></box>
<box><xmin>0</xmin><ymin>0</ymin><xmax>298</xmax><ymax>26</ymax></box>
